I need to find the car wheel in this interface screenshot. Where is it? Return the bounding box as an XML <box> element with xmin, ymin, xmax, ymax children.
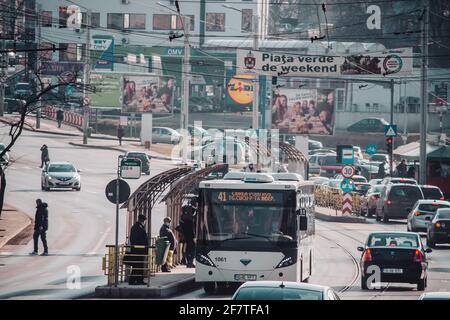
<box><xmin>375</xmin><ymin>214</ymin><xmax>381</xmax><ymax>222</ymax></box>
<box><xmin>203</xmin><ymin>282</ymin><xmax>215</xmax><ymax>294</ymax></box>
<box><xmin>368</xmin><ymin>208</ymin><xmax>374</xmax><ymax>218</ymax></box>
<box><xmin>417</xmin><ymin>277</ymin><xmax>427</xmax><ymax>291</ymax></box>
<box><xmin>361</xmin><ymin>276</ymin><xmax>369</xmax><ymax>290</ymax></box>
<box><xmin>382</xmin><ymin>210</ymin><xmax>389</xmax><ymax>223</ymax></box>
<box><xmin>44</xmin><ymin>186</ymin><xmax>50</xmax><ymax>191</ymax></box>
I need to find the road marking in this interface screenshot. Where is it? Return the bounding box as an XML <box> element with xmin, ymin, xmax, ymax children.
<box><xmin>86</xmin><ymin>226</ymin><xmax>112</xmax><ymax>256</ymax></box>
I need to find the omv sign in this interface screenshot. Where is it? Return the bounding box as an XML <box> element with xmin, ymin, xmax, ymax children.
<box><xmin>165</xmin><ymin>48</ymin><xmax>184</xmax><ymax>56</ymax></box>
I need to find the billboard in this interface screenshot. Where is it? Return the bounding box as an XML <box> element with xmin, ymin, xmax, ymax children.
<box><xmin>236</xmin><ymin>48</ymin><xmax>413</xmax><ymax>78</ymax></box>
<box><xmin>272</xmin><ymin>88</ymin><xmax>335</xmax><ymax>135</ymax></box>
<box><xmin>227</xmin><ymin>74</ymin><xmax>255</xmax><ymax>105</ymax></box>
<box><xmin>90</xmin><ymin>73</ymin><xmax>122</xmax><ymax>108</ymax></box>
<box><xmin>91</xmin><ymin>35</ymin><xmax>114</xmax><ymax>70</ymax></box>
<box><xmin>122</xmin><ymin>75</ymin><xmax>175</xmax><ymax>113</ymax></box>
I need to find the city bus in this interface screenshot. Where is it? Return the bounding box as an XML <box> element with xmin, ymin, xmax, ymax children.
<box><xmin>195</xmin><ymin>172</ymin><xmax>315</xmax><ymax>293</ymax></box>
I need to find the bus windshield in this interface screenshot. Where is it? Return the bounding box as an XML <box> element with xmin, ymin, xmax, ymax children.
<box><xmin>200</xmin><ymin>190</ymin><xmax>297</xmax><ymax>248</ymax></box>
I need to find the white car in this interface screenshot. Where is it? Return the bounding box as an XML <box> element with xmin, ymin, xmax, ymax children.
<box><xmin>41</xmin><ymin>162</ymin><xmax>81</xmax><ymax>191</ymax></box>
<box><xmin>152</xmin><ymin>127</ymin><xmax>182</xmax><ymax>144</ymax></box>
<box><xmin>353</xmin><ymin>146</ymin><xmax>364</xmax><ymax>160</ymax></box>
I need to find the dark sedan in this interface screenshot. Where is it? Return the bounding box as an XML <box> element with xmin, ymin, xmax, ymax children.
<box><xmin>427</xmin><ymin>208</ymin><xmax>450</xmax><ymax>248</ymax></box>
<box><xmin>358</xmin><ymin>232</ymin><xmax>431</xmax><ymax>291</ymax></box>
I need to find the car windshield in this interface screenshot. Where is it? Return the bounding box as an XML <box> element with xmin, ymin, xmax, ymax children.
<box><xmin>319</xmin><ymin>156</ymin><xmax>338</xmax><ymax>166</ymax></box>
<box><xmin>128</xmin><ymin>153</ymin><xmax>147</xmax><ymax>161</ymax></box>
<box><xmin>16</xmin><ymin>84</ymin><xmax>31</xmax><ymax>90</ymax></box>
<box><xmin>48</xmin><ymin>164</ymin><xmax>76</xmax><ymax>172</ymax></box>
<box><xmin>421</xmin><ymin>187</ymin><xmax>443</xmax><ymax>200</ymax></box>
<box><xmin>389</xmin><ymin>186</ymin><xmax>422</xmax><ymax>200</ymax></box>
<box><xmin>418</xmin><ymin>203</ymin><xmax>450</xmax><ymax>212</ymax></box>
<box><xmin>234</xmin><ymin>287</ymin><xmax>323</xmax><ymax>300</ymax></box>
<box><xmin>437</xmin><ymin>211</ymin><xmax>450</xmax><ymax>219</ymax></box>
<box><xmin>368</xmin><ymin>233</ymin><xmax>419</xmax><ymax>248</ymax></box>
<box><xmin>371</xmin><ymin>155</ymin><xmax>386</xmax><ymax>162</ymax></box>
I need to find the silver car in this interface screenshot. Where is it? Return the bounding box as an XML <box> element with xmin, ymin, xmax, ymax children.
<box><xmin>152</xmin><ymin>127</ymin><xmax>181</xmax><ymax>144</ymax></box>
<box><xmin>41</xmin><ymin>162</ymin><xmax>81</xmax><ymax>191</ymax></box>
<box><xmin>407</xmin><ymin>200</ymin><xmax>450</xmax><ymax>232</ymax></box>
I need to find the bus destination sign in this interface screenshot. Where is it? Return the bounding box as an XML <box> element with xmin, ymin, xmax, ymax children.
<box><xmin>212</xmin><ymin>191</ymin><xmax>283</xmax><ymax>204</ymax></box>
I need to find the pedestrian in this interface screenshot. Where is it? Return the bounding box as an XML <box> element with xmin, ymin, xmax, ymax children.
<box><xmin>159</xmin><ymin>217</ymin><xmax>177</xmax><ymax>272</ymax></box>
<box><xmin>56</xmin><ymin>109</ymin><xmax>64</xmax><ymax>128</ymax></box>
<box><xmin>407</xmin><ymin>165</ymin><xmax>416</xmax><ymax>179</ymax></box>
<box><xmin>180</xmin><ymin>199</ymin><xmax>197</xmax><ymax>268</ymax></box>
<box><xmin>40</xmin><ymin>144</ymin><xmax>49</xmax><ymax>168</ymax></box>
<box><xmin>30</xmin><ymin>199</ymin><xmax>48</xmax><ymax>256</ymax></box>
<box><xmin>245</xmin><ymin>163</ymin><xmax>255</xmax><ymax>172</ymax></box>
<box><xmin>397</xmin><ymin>159</ymin><xmax>407</xmax><ymax>177</ymax></box>
<box><xmin>377</xmin><ymin>162</ymin><xmax>385</xmax><ymax>179</ymax></box>
<box><xmin>117</xmin><ymin>125</ymin><xmax>125</xmax><ymax>146</ymax></box>
<box><xmin>129</xmin><ymin>214</ymin><xmax>148</xmax><ymax>285</ymax></box>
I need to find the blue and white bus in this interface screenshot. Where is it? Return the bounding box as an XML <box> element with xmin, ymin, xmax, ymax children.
<box><xmin>195</xmin><ymin>172</ymin><xmax>315</xmax><ymax>293</ymax></box>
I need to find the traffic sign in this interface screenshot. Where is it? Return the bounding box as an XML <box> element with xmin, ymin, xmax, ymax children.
<box><xmin>342</xmin><ymin>147</ymin><xmax>354</xmax><ymax>165</ymax></box>
<box><xmin>341</xmin><ymin>165</ymin><xmax>355</xmax><ymax>178</ymax></box>
<box><xmin>366</xmin><ymin>144</ymin><xmax>378</xmax><ymax>155</ymax></box>
<box><xmin>342</xmin><ymin>193</ymin><xmax>353</xmax><ymax>215</ymax></box>
<box><xmin>340</xmin><ymin>178</ymin><xmax>355</xmax><ymax>193</ymax></box>
<box><xmin>120</xmin><ymin>158</ymin><xmax>141</xmax><ymax>179</ymax></box>
<box><xmin>384</xmin><ymin>124</ymin><xmax>397</xmax><ymax>137</ymax></box>
<box><xmin>105</xmin><ymin>179</ymin><xmax>131</xmax><ymax>204</ymax></box>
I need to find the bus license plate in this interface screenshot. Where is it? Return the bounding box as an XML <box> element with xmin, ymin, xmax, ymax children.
<box><xmin>234</xmin><ymin>274</ymin><xmax>257</xmax><ymax>281</ymax></box>
<box><xmin>383</xmin><ymin>268</ymin><xmax>403</xmax><ymax>274</ymax></box>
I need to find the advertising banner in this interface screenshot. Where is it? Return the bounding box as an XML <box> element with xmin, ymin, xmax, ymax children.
<box><xmin>41</xmin><ymin>62</ymin><xmax>83</xmax><ymax>78</ymax></box>
<box><xmin>122</xmin><ymin>75</ymin><xmax>175</xmax><ymax>113</ymax></box>
<box><xmin>272</xmin><ymin>88</ymin><xmax>335</xmax><ymax>135</ymax></box>
<box><xmin>237</xmin><ymin>48</ymin><xmax>413</xmax><ymax>78</ymax></box>
<box><xmin>89</xmin><ymin>73</ymin><xmax>122</xmax><ymax>108</ymax></box>
<box><xmin>91</xmin><ymin>35</ymin><xmax>114</xmax><ymax>70</ymax></box>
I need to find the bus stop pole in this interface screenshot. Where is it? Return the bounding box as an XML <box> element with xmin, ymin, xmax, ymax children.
<box><xmin>114</xmin><ymin>155</ymin><xmax>122</xmax><ymax>287</ymax></box>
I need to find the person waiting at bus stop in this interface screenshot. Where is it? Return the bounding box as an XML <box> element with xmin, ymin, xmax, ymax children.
<box><xmin>129</xmin><ymin>214</ymin><xmax>148</xmax><ymax>285</ymax></box>
<box><xmin>179</xmin><ymin>199</ymin><xmax>198</xmax><ymax>268</ymax></box>
<box><xmin>159</xmin><ymin>217</ymin><xmax>177</xmax><ymax>272</ymax></box>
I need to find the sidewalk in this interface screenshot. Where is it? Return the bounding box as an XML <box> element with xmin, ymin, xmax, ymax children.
<box><xmin>94</xmin><ymin>266</ymin><xmax>199</xmax><ymax>298</ymax></box>
<box><xmin>315</xmin><ymin>206</ymin><xmax>367</xmax><ymax>223</ymax></box>
<box><xmin>0</xmin><ymin>204</ymin><xmax>33</xmax><ymax>250</ymax></box>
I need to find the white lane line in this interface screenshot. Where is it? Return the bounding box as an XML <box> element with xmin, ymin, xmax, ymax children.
<box><xmin>86</xmin><ymin>226</ymin><xmax>112</xmax><ymax>256</ymax></box>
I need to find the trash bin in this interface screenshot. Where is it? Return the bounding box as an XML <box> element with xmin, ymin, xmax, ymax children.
<box><xmin>155</xmin><ymin>237</ymin><xmax>170</xmax><ymax>266</ymax></box>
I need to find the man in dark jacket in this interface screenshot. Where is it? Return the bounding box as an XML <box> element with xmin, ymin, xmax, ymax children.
<box><xmin>30</xmin><ymin>199</ymin><xmax>48</xmax><ymax>256</ymax></box>
<box><xmin>397</xmin><ymin>159</ymin><xmax>407</xmax><ymax>177</ymax></box>
<box><xmin>159</xmin><ymin>217</ymin><xmax>177</xmax><ymax>272</ymax></box>
<box><xmin>180</xmin><ymin>199</ymin><xmax>197</xmax><ymax>268</ymax></box>
<box><xmin>117</xmin><ymin>125</ymin><xmax>125</xmax><ymax>146</ymax></box>
<box><xmin>377</xmin><ymin>162</ymin><xmax>385</xmax><ymax>179</ymax></box>
<box><xmin>56</xmin><ymin>109</ymin><xmax>64</xmax><ymax>128</ymax></box>
<box><xmin>40</xmin><ymin>145</ymin><xmax>49</xmax><ymax>168</ymax></box>
<box><xmin>129</xmin><ymin>214</ymin><xmax>148</xmax><ymax>285</ymax></box>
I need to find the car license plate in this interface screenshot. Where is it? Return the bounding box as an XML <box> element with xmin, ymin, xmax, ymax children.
<box><xmin>234</xmin><ymin>274</ymin><xmax>257</xmax><ymax>281</ymax></box>
<box><xmin>383</xmin><ymin>268</ymin><xmax>403</xmax><ymax>274</ymax></box>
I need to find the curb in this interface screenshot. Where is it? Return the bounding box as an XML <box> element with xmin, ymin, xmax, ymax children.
<box><xmin>68</xmin><ymin>142</ymin><xmax>174</xmax><ymax>161</ymax></box>
<box><xmin>315</xmin><ymin>210</ymin><xmax>367</xmax><ymax>223</ymax></box>
<box><xmin>94</xmin><ymin>275</ymin><xmax>200</xmax><ymax>298</ymax></box>
<box><xmin>0</xmin><ymin>118</ymin><xmax>81</xmax><ymax>137</ymax></box>
<box><xmin>0</xmin><ymin>205</ymin><xmax>32</xmax><ymax>249</ymax></box>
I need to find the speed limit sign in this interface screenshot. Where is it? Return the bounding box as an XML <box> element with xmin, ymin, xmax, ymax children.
<box><xmin>341</xmin><ymin>165</ymin><xmax>355</xmax><ymax>178</ymax></box>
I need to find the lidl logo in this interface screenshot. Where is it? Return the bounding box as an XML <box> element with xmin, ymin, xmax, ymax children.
<box><xmin>227</xmin><ymin>74</ymin><xmax>255</xmax><ymax>105</ymax></box>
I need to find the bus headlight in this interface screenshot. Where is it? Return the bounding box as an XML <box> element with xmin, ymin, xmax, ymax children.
<box><xmin>196</xmin><ymin>254</ymin><xmax>216</xmax><ymax>267</ymax></box>
<box><xmin>275</xmin><ymin>256</ymin><xmax>295</xmax><ymax>269</ymax></box>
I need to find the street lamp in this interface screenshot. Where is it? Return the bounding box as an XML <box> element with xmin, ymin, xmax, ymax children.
<box><xmin>222</xmin><ymin>5</ymin><xmax>260</xmax><ymax>130</ymax></box>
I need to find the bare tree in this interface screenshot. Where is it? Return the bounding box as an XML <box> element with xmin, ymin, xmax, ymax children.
<box><xmin>0</xmin><ymin>68</ymin><xmax>88</xmax><ymax>217</ymax></box>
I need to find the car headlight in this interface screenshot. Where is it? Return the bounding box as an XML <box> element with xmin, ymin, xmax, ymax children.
<box><xmin>47</xmin><ymin>176</ymin><xmax>53</xmax><ymax>180</ymax></box>
<box><xmin>275</xmin><ymin>256</ymin><xmax>296</xmax><ymax>269</ymax></box>
<box><xmin>196</xmin><ymin>254</ymin><xmax>216</xmax><ymax>267</ymax></box>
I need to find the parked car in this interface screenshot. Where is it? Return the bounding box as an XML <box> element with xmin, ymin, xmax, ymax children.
<box><xmin>232</xmin><ymin>281</ymin><xmax>340</xmax><ymax>300</ymax></box>
<box><xmin>5</xmin><ymin>97</ymin><xmax>25</xmax><ymax>113</ymax></box>
<box><xmin>381</xmin><ymin>177</ymin><xmax>418</xmax><ymax>185</ymax></box>
<box><xmin>407</xmin><ymin>200</ymin><xmax>450</xmax><ymax>232</ymax></box>
<box><xmin>376</xmin><ymin>184</ymin><xmax>424</xmax><ymax>222</ymax></box>
<box><xmin>347</xmin><ymin>118</ymin><xmax>390</xmax><ymax>133</ymax></box>
<box><xmin>361</xmin><ymin>185</ymin><xmax>384</xmax><ymax>217</ymax></box>
<box><xmin>420</xmin><ymin>185</ymin><xmax>445</xmax><ymax>200</ymax></box>
<box><xmin>179</xmin><ymin>125</ymin><xmax>214</xmax><ymax>145</ymax></box>
<box><xmin>125</xmin><ymin>151</ymin><xmax>151</xmax><ymax>175</ymax></box>
<box><xmin>418</xmin><ymin>292</ymin><xmax>450</xmax><ymax>300</ymax></box>
<box><xmin>358</xmin><ymin>232</ymin><xmax>431</xmax><ymax>291</ymax></box>
<box><xmin>41</xmin><ymin>162</ymin><xmax>81</xmax><ymax>191</ymax></box>
<box><xmin>309</xmin><ymin>154</ymin><xmax>329</xmax><ymax>175</ymax></box>
<box><xmin>426</xmin><ymin>208</ymin><xmax>450</xmax><ymax>248</ymax></box>
<box><xmin>0</xmin><ymin>143</ymin><xmax>10</xmax><ymax>165</ymax></box>
<box><xmin>14</xmin><ymin>82</ymin><xmax>33</xmax><ymax>99</ymax></box>
<box><xmin>151</xmin><ymin>127</ymin><xmax>181</xmax><ymax>144</ymax></box>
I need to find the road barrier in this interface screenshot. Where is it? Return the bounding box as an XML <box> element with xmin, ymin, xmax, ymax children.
<box><xmin>314</xmin><ymin>185</ymin><xmax>362</xmax><ymax>215</ymax></box>
<box><xmin>42</xmin><ymin>106</ymin><xmax>84</xmax><ymax>128</ymax></box>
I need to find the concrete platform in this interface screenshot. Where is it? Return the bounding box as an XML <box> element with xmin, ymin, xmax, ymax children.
<box><xmin>94</xmin><ymin>267</ymin><xmax>200</xmax><ymax>299</ymax></box>
<box><xmin>315</xmin><ymin>206</ymin><xmax>367</xmax><ymax>223</ymax></box>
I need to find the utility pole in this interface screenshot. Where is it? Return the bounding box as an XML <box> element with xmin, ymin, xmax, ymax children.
<box><xmin>36</xmin><ymin>6</ymin><xmax>42</xmax><ymax>129</ymax></box>
<box><xmin>389</xmin><ymin>78</ymin><xmax>394</xmax><ymax>176</ymax></box>
<box><xmin>252</xmin><ymin>15</ymin><xmax>259</xmax><ymax>130</ymax></box>
<box><xmin>82</xmin><ymin>10</ymin><xmax>91</xmax><ymax>145</ymax></box>
<box><xmin>0</xmin><ymin>9</ymin><xmax>6</xmax><ymax>117</ymax></box>
<box><xmin>419</xmin><ymin>0</ymin><xmax>429</xmax><ymax>184</ymax></box>
<box><xmin>181</xmin><ymin>17</ymin><xmax>190</xmax><ymax>164</ymax></box>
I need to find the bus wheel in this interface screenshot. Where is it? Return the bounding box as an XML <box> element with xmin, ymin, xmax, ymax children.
<box><xmin>203</xmin><ymin>282</ymin><xmax>215</xmax><ymax>294</ymax></box>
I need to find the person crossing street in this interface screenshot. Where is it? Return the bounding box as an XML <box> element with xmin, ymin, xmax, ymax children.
<box><xmin>30</xmin><ymin>199</ymin><xmax>49</xmax><ymax>256</ymax></box>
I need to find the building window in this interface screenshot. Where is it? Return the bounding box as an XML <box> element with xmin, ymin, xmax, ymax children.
<box><xmin>81</xmin><ymin>12</ymin><xmax>101</xmax><ymax>28</ymax></box>
<box><xmin>206</xmin><ymin>13</ymin><xmax>225</xmax><ymax>32</ymax></box>
<box><xmin>107</xmin><ymin>13</ymin><xmax>146</xmax><ymax>30</ymax></box>
<box><xmin>153</xmin><ymin>14</ymin><xmax>194</xmax><ymax>30</ymax></box>
<box><xmin>42</xmin><ymin>11</ymin><xmax>53</xmax><ymax>27</ymax></box>
<box><xmin>59</xmin><ymin>43</ymin><xmax>84</xmax><ymax>61</ymax></box>
<box><xmin>241</xmin><ymin>9</ymin><xmax>252</xmax><ymax>32</ymax></box>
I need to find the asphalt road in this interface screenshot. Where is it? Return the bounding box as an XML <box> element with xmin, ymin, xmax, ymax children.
<box><xmin>172</xmin><ymin>219</ymin><xmax>450</xmax><ymax>300</ymax></box>
<box><xmin>0</xmin><ymin>129</ymin><xmax>174</xmax><ymax>299</ymax></box>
